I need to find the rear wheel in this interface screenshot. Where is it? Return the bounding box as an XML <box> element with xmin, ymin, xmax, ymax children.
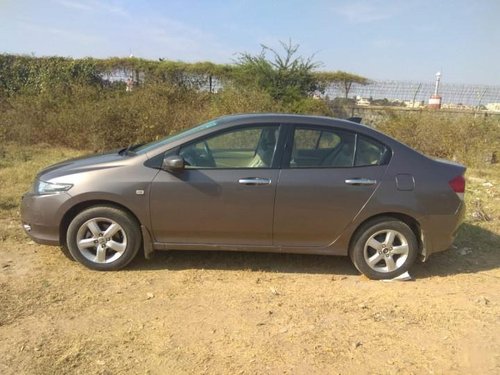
<box><xmin>350</xmin><ymin>217</ymin><xmax>418</xmax><ymax>280</ymax></box>
<box><xmin>66</xmin><ymin>206</ymin><xmax>141</xmax><ymax>271</ymax></box>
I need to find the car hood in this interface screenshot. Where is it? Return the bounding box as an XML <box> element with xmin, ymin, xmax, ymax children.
<box><xmin>37</xmin><ymin>150</ymin><xmax>131</xmax><ymax>181</ymax></box>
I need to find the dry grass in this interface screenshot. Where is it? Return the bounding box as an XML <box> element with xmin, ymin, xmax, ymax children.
<box><xmin>0</xmin><ymin>145</ymin><xmax>85</xmax><ymax>211</ymax></box>
<box><xmin>2</xmin><ymin>83</ymin><xmax>498</xmax><ymax>169</ymax></box>
<box><xmin>0</xmin><ymin>144</ymin><xmax>85</xmax><ymax>241</ymax></box>
<box><xmin>377</xmin><ymin>111</ymin><xmax>500</xmax><ymax>167</ymax></box>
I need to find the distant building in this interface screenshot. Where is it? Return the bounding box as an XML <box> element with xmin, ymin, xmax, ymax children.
<box><xmin>441</xmin><ymin>103</ymin><xmax>474</xmax><ymax>111</ymax></box>
<box><xmin>355</xmin><ymin>96</ymin><xmax>370</xmax><ymax>106</ymax></box>
<box><xmin>404</xmin><ymin>100</ymin><xmax>424</xmax><ymax>108</ymax></box>
<box><xmin>485</xmin><ymin>103</ymin><xmax>500</xmax><ymax>112</ymax></box>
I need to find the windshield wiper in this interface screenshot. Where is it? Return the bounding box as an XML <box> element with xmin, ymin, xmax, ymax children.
<box><xmin>118</xmin><ymin>143</ymin><xmax>144</xmax><ymax>156</ymax></box>
<box><xmin>118</xmin><ymin>146</ymin><xmax>133</xmax><ymax>156</ymax></box>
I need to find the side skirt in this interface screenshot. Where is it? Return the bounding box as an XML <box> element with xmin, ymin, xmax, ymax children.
<box><xmin>152</xmin><ymin>242</ymin><xmax>347</xmax><ymax>256</ymax></box>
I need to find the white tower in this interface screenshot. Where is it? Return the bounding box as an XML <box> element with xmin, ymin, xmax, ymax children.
<box><xmin>429</xmin><ymin>71</ymin><xmax>442</xmax><ymax>109</ymax></box>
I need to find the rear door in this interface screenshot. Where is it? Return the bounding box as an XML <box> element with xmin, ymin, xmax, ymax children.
<box><xmin>273</xmin><ymin>125</ymin><xmax>390</xmax><ymax>247</ymax></box>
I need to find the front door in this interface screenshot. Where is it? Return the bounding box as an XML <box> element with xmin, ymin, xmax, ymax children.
<box><xmin>150</xmin><ymin>124</ymin><xmax>281</xmax><ymax>245</ymax></box>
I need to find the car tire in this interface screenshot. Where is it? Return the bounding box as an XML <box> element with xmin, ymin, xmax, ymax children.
<box><xmin>350</xmin><ymin>217</ymin><xmax>418</xmax><ymax>280</ymax></box>
<box><xmin>66</xmin><ymin>205</ymin><xmax>141</xmax><ymax>271</ymax></box>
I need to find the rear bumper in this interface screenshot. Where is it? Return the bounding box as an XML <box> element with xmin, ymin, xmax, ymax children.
<box><xmin>422</xmin><ymin>200</ymin><xmax>465</xmax><ymax>258</ymax></box>
<box><xmin>20</xmin><ymin>192</ymin><xmax>70</xmax><ymax>246</ymax></box>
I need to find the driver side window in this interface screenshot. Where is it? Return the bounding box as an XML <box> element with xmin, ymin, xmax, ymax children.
<box><xmin>179</xmin><ymin>125</ymin><xmax>279</xmax><ymax>169</ymax></box>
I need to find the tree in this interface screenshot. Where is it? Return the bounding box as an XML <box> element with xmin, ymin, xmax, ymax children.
<box><xmin>234</xmin><ymin>40</ymin><xmax>321</xmax><ymax>103</ymax></box>
<box><xmin>335</xmin><ymin>71</ymin><xmax>369</xmax><ymax>98</ymax></box>
<box><xmin>315</xmin><ymin>71</ymin><xmax>370</xmax><ymax>98</ymax></box>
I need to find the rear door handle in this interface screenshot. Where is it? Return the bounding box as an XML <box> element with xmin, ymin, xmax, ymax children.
<box><xmin>238</xmin><ymin>177</ymin><xmax>271</xmax><ymax>186</ymax></box>
<box><xmin>345</xmin><ymin>178</ymin><xmax>377</xmax><ymax>186</ymax></box>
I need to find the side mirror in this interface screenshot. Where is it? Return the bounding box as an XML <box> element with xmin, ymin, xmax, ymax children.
<box><xmin>162</xmin><ymin>155</ymin><xmax>185</xmax><ymax>172</ymax></box>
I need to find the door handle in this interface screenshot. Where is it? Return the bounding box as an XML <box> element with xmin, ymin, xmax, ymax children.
<box><xmin>345</xmin><ymin>178</ymin><xmax>377</xmax><ymax>186</ymax></box>
<box><xmin>238</xmin><ymin>177</ymin><xmax>271</xmax><ymax>186</ymax></box>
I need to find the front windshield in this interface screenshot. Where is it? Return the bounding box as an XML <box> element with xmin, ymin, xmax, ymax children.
<box><xmin>133</xmin><ymin>120</ymin><xmax>219</xmax><ymax>154</ymax></box>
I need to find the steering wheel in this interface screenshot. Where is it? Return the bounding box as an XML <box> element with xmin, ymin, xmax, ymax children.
<box><xmin>202</xmin><ymin>141</ymin><xmax>216</xmax><ymax>167</ymax></box>
<box><xmin>179</xmin><ymin>141</ymin><xmax>217</xmax><ymax>168</ymax></box>
<box><xmin>180</xmin><ymin>141</ymin><xmax>216</xmax><ymax>168</ymax></box>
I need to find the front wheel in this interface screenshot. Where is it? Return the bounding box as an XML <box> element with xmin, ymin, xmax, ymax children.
<box><xmin>66</xmin><ymin>206</ymin><xmax>141</xmax><ymax>271</ymax></box>
<box><xmin>350</xmin><ymin>217</ymin><xmax>418</xmax><ymax>280</ymax></box>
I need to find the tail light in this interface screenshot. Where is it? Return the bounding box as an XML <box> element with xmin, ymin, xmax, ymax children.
<box><xmin>449</xmin><ymin>175</ymin><xmax>465</xmax><ymax>199</ymax></box>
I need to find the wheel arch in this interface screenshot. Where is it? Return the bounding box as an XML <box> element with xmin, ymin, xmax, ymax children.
<box><xmin>348</xmin><ymin>212</ymin><xmax>425</xmax><ymax>259</ymax></box>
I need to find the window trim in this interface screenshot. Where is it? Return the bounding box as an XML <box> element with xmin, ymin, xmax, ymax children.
<box><xmin>144</xmin><ymin>123</ymin><xmax>393</xmax><ymax>171</ymax></box>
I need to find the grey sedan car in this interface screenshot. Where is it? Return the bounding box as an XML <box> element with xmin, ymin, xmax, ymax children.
<box><xmin>21</xmin><ymin>114</ymin><xmax>466</xmax><ymax>279</ymax></box>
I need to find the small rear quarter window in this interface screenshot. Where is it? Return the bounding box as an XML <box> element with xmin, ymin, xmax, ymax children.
<box><xmin>355</xmin><ymin>136</ymin><xmax>389</xmax><ymax>166</ymax></box>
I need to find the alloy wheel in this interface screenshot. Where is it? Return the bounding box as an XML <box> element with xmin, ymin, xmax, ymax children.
<box><xmin>363</xmin><ymin>229</ymin><xmax>410</xmax><ymax>273</ymax></box>
<box><xmin>75</xmin><ymin>217</ymin><xmax>128</xmax><ymax>264</ymax></box>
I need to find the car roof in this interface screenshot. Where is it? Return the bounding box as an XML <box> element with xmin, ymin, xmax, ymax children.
<box><xmin>217</xmin><ymin>113</ymin><xmax>354</xmax><ymax>125</ymax></box>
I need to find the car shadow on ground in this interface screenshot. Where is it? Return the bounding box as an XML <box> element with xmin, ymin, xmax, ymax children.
<box><xmin>412</xmin><ymin>223</ymin><xmax>500</xmax><ymax>279</ymax></box>
<box><xmin>127</xmin><ymin>223</ymin><xmax>499</xmax><ymax>279</ymax></box>
<box><xmin>128</xmin><ymin>250</ymin><xmax>359</xmax><ymax>276</ymax></box>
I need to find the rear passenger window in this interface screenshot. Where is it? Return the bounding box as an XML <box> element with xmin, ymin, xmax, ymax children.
<box><xmin>355</xmin><ymin>136</ymin><xmax>388</xmax><ymax>166</ymax></box>
<box><xmin>290</xmin><ymin>128</ymin><xmax>355</xmax><ymax>168</ymax></box>
<box><xmin>318</xmin><ymin>131</ymin><xmax>341</xmax><ymax>149</ymax></box>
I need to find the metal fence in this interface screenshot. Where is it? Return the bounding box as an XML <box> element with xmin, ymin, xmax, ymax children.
<box><xmin>326</xmin><ymin>80</ymin><xmax>500</xmax><ymax>108</ymax></box>
<box><xmin>102</xmin><ymin>68</ymin><xmax>500</xmax><ymax>109</ymax></box>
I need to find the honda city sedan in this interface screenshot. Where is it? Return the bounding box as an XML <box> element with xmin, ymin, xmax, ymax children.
<box><xmin>21</xmin><ymin>114</ymin><xmax>466</xmax><ymax>279</ymax></box>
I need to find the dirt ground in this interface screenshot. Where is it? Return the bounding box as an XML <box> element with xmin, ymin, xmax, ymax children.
<box><xmin>0</xmin><ymin>227</ymin><xmax>498</xmax><ymax>375</ymax></box>
<box><xmin>0</xmin><ymin>146</ymin><xmax>499</xmax><ymax>374</ymax></box>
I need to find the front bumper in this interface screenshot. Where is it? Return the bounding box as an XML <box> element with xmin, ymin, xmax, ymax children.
<box><xmin>20</xmin><ymin>192</ymin><xmax>71</xmax><ymax>246</ymax></box>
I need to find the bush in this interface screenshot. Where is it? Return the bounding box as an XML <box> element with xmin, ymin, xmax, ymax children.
<box><xmin>1</xmin><ymin>83</ymin><xmax>285</xmax><ymax>150</ymax></box>
<box><xmin>1</xmin><ymin>55</ymin><xmax>497</xmax><ymax>169</ymax></box>
<box><xmin>377</xmin><ymin>111</ymin><xmax>500</xmax><ymax>167</ymax></box>
<box><xmin>2</xmin><ymin>83</ymin><xmax>498</xmax><ymax>168</ymax></box>
<box><xmin>2</xmin><ymin>84</ymin><xmax>214</xmax><ymax>150</ymax></box>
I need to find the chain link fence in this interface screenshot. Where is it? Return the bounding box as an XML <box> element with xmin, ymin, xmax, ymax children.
<box><xmin>326</xmin><ymin>80</ymin><xmax>500</xmax><ymax>110</ymax></box>
<box><xmin>99</xmin><ymin>64</ymin><xmax>500</xmax><ymax>111</ymax></box>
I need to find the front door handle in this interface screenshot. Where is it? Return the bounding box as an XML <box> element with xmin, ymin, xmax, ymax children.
<box><xmin>238</xmin><ymin>177</ymin><xmax>271</xmax><ymax>186</ymax></box>
<box><xmin>345</xmin><ymin>178</ymin><xmax>377</xmax><ymax>186</ymax></box>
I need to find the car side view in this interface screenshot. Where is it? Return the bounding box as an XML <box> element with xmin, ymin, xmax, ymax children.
<box><xmin>21</xmin><ymin>114</ymin><xmax>466</xmax><ymax>279</ymax></box>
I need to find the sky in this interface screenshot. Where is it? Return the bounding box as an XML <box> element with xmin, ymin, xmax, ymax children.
<box><xmin>1</xmin><ymin>0</ymin><xmax>499</xmax><ymax>85</ymax></box>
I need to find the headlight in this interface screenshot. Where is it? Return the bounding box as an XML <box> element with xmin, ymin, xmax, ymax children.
<box><xmin>35</xmin><ymin>180</ymin><xmax>73</xmax><ymax>195</ymax></box>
